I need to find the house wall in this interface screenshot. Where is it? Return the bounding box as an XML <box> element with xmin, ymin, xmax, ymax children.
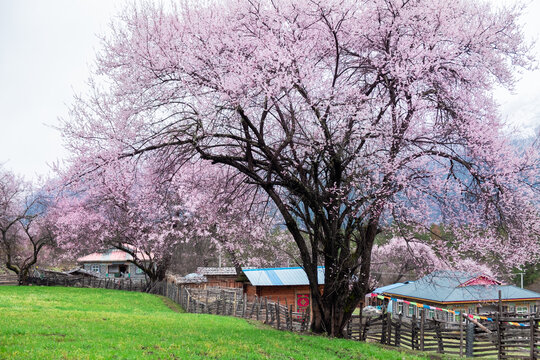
<box><xmin>390</xmin><ymin>297</ymin><xmax>540</xmax><ymax>322</ymax></box>
<box><xmin>82</xmin><ymin>262</ymin><xmax>146</xmax><ymax>279</ymax></box>
<box><xmin>244</xmin><ymin>285</ymin><xmax>324</xmax><ymax>312</ymax></box>
<box><xmin>205</xmin><ymin>275</ymin><xmax>242</xmax><ymax>288</ymax></box>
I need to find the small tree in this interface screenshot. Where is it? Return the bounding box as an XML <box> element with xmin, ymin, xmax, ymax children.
<box><xmin>0</xmin><ymin>167</ymin><xmax>56</xmax><ymax>284</ymax></box>
<box><xmin>53</xmin><ymin>158</ymin><xmax>286</xmax><ymax>283</ymax></box>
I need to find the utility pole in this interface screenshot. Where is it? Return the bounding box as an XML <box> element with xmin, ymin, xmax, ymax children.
<box><xmin>516</xmin><ymin>272</ymin><xmax>524</xmax><ymax>289</ymax></box>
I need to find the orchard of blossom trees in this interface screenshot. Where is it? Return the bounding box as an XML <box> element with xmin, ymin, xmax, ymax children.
<box><xmin>1</xmin><ymin>0</ymin><xmax>538</xmax><ymax>338</ymax></box>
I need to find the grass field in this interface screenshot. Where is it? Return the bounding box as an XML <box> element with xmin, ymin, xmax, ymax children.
<box><xmin>0</xmin><ymin>286</ymin><xmax>433</xmax><ymax>359</ymax></box>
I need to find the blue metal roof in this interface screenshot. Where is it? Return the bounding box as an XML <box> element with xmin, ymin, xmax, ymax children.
<box><xmin>242</xmin><ymin>266</ymin><xmax>324</xmax><ymax>286</ymax></box>
<box><xmin>373</xmin><ymin>282</ymin><xmax>407</xmax><ymax>294</ymax></box>
<box><xmin>384</xmin><ymin>271</ymin><xmax>540</xmax><ymax>303</ymax></box>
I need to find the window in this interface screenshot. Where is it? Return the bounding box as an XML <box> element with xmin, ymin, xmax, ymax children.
<box><xmin>516</xmin><ymin>306</ymin><xmax>528</xmax><ymax>314</ymax></box>
<box><xmin>91</xmin><ymin>265</ymin><xmax>100</xmax><ymax>273</ymax></box>
<box><xmin>108</xmin><ymin>264</ymin><xmax>119</xmax><ymax>274</ymax></box>
<box><xmin>398</xmin><ymin>302</ymin><xmax>404</xmax><ymax>315</ymax></box>
<box><xmin>428</xmin><ymin>310</ymin><xmax>434</xmax><ymax>319</ymax></box>
<box><xmin>408</xmin><ymin>305</ymin><xmax>415</xmax><ymax>317</ymax></box>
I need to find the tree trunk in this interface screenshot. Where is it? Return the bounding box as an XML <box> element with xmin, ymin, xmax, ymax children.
<box><xmin>307</xmin><ymin>220</ymin><xmax>378</xmax><ymax>337</ymax></box>
<box><xmin>18</xmin><ymin>268</ymin><xmax>30</xmax><ymax>285</ymax></box>
<box><xmin>310</xmin><ymin>283</ymin><xmax>364</xmax><ymax>337</ymax></box>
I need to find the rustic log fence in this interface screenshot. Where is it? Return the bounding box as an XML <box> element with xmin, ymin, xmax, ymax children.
<box><xmin>0</xmin><ymin>274</ymin><xmax>18</xmax><ymax>285</ymax></box>
<box><xmin>26</xmin><ymin>275</ymin><xmax>149</xmax><ymax>292</ymax></box>
<box><xmin>25</xmin><ymin>276</ymin><xmax>311</xmax><ymax>333</ymax></box>
<box><xmin>23</xmin><ymin>276</ymin><xmax>540</xmax><ymax>358</ymax></box>
<box><xmin>347</xmin><ymin>308</ymin><xmax>539</xmax><ymax>359</ymax></box>
<box><xmin>154</xmin><ymin>282</ymin><xmax>311</xmax><ymax>332</ymax></box>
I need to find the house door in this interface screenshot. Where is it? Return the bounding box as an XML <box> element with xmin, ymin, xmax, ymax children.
<box><xmin>119</xmin><ymin>264</ymin><xmax>128</xmax><ymax>277</ymax></box>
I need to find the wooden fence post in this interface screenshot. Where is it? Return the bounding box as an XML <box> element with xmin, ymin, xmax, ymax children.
<box><xmin>435</xmin><ymin>320</ymin><xmax>443</xmax><ymax>354</ymax></box>
<box><xmin>289</xmin><ymin>305</ymin><xmax>293</xmax><ymax>331</ymax></box>
<box><xmin>530</xmin><ymin>316</ymin><xmax>536</xmax><ymax>360</ymax></box>
<box><xmin>221</xmin><ymin>290</ymin><xmax>225</xmax><ymax>315</ymax></box>
<box><xmin>395</xmin><ymin>313</ymin><xmax>402</xmax><ymax>347</ymax></box>
<box><xmin>386</xmin><ymin>311</ymin><xmax>392</xmax><ymax>345</ymax></box>
<box><xmin>459</xmin><ymin>312</ymin><xmax>464</xmax><ymax>357</ymax></box>
<box><xmin>496</xmin><ymin>311</ymin><xmax>502</xmax><ymax>360</ymax></box>
<box><xmin>275</xmin><ymin>302</ymin><xmax>281</xmax><ymax>330</ymax></box>
<box><xmin>465</xmin><ymin>320</ymin><xmax>475</xmax><ymax>358</ymax></box>
<box><xmin>381</xmin><ymin>309</ymin><xmax>387</xmax><ymax>344</ymax></box>
<box><xmin>306</xmin><ymin>305</ymin><xmax>311</xmax><ymax>333</ymax></box>
<box><xmin>284</xmin><ymin>298</ymin><xmax>288</xmax><ymax>327</ymax></box>
<box><xmin>411</xmin><ymin>313</ymin><xmax>417</xmax><ymax>350</ymax></box>
<box><xmin>420</xmin><ymin>308</ymin><xmax>425</xmax><ymax>351</ymax></box>
<box><xmin>265</xmin><ymin>297</ymin><xmax>269</xmax><ymax>324</ymax></box>
<box><xmin>205</xmin><ymin>289</ymin><xmax>209</xmax><ymax>314</ymax></box>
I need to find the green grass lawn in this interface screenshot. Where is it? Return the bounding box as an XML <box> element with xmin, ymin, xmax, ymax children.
<box><xmin>0</xmin><ymin>286</ymin><xmax>431</xmax><ymax>359</ymax></box>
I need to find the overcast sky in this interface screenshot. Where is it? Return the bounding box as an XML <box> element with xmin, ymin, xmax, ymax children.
<box><xmin>1</xmin><ymin>0</ymin><xmax>539</xmax><ymax>181</ymax></box>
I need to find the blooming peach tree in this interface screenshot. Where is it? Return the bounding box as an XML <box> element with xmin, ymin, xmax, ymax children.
<box><xmin>0</xmin><ymin>167</ymin><xmax>56</xmax><ymax>284</ymax></box>
<box><xmin>52</xmin><ymin>158</ymin><xmax>287</xmax><ymax>284</ymax></box>
<box><xmin>62</xmin><ymin>0</ymin><xmax>540</xmax><ymax>335</ymax></box>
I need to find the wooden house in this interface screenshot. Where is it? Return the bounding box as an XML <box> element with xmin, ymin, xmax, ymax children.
<box><xmin>196</xmin><ymin>267</ymin><xmax>243</xmax><ymax>288</ymax></box>
<box><xmin>242</xmin><ymin>267</ymin><xmax>324</xmax><ymax>312</ymax></box>
<box><xmin>382</xmin><ymin>271</ymin><xmax>540</xmax><ymax>321</ymax></box>
<box><xmin>77</xmin><ymin>248</ymin><xmax>148</xmax><ymax>280</ymax></box>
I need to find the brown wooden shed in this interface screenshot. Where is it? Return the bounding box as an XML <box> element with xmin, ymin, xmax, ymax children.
<box><xmin>196</xmin><ymin>267</ymin><xmax>243</xmax><ymax>288</ymax></box>
<box><xmin>242</xmin><ymin>267</ymin><xmax>324</xmax><ymax>312</ymax></box>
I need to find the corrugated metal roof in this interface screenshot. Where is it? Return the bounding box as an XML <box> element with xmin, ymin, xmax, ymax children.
<box><xmin>196</xmin><ymin>267</ymin><xmax>237</xmax><ymax>276</ymax></box>
<box><xmin>78</xmin><ymin>249</ymin><xmax>133</xmax><ymax>263</ymax></box>
<box><xmin>242</xmin><ymin>266</ymin><xmax>324</xmax><ymax>286</ymax></box>
<box><xmin>384</xmin><ymin>271</ymin><xmax>540</xmax><ymax>303</ymax></box>
<box><xmin>196</xmin><ymin>267</ymin><xmax>257</xmax><ymax>276</ymax></box>
<box><xmin>373</xmin><ymin>282</ymin><xmax>407</xmax><ymax>294</ymax></box>
<box><xmin>77</xmin><ymin>248</ymin><xmax>152</xmax><ymax>263</ymax></box>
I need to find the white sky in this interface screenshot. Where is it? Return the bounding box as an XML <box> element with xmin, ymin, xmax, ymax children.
<box><xmin>0</xmin><ymin>0</ymin><xmax>539</xmax><ymax>181</ymax></box>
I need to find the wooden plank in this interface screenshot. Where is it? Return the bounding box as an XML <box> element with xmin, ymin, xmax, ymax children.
<box><xmin>420</xmin><ymin>309</ymin><xmax>425</xmax><ymax>351</ymax></box>
<box><xmin>496</xmin><ymin>310</ymin><xmax>502</xmax><ymax>359</ymax></box>
<box><xmin>531</xmin><ymin>316</ymin><xmax>536</xmax><ymax>360</ymax></box>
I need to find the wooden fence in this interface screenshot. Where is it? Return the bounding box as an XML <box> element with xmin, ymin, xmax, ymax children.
<box><xmin>154</xmin><ymin>282</ymin><xmax>311</xmax><ymax>332</ymax></box>
<box><xmin>27</xmin><ymin>275</ymin><xmax>148</xmax><ymax>292</ymax></box>
<box><xmin>0</xmin><ymin>274</ymin><xmax>18</xmax><ymax>285</ymax></box>
<box><xmin>25</xmin><ymin>277</ymin><xmax>310</xmax><ymax>333</ymax></box>
<box><xmin>347</xmin><ymin>309</ymin><xmax>539</xmax><ymax>359</ymax></box>
<box><xmin>24</xmin><ymin>276</ymin><xmax>539</xmax><ymax>358</ymax></box>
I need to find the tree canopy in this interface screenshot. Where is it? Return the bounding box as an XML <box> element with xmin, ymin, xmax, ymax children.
<box><xmin>61</xmin><ymin>0</ymin><xmax>540</xmax><ymax>336</ymax></box>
